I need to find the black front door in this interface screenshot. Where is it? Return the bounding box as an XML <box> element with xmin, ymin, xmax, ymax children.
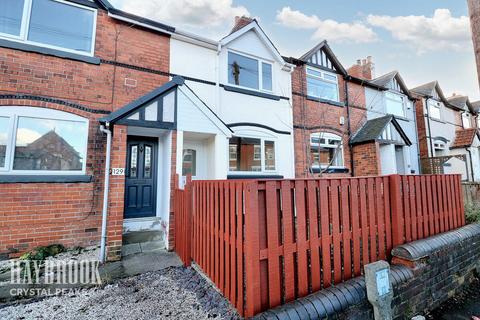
<box><xmin>124</xmin><ymin>136</ymin><xmax>157</xmax><ymax>219</ymax></box>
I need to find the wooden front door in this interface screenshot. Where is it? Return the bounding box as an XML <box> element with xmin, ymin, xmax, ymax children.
<box><xmin>124</xmin><ymin>136</ymin><xmax>157</xmax><ymax>219</ymax></box>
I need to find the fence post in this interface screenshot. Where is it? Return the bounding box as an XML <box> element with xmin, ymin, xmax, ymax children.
<box><xmin>185</xmin><ymin>174</ymin><xmax>193</xmax><ymax>266</ymax></box>
<box><xmin>244</xmin><ymin>181</ymin><xmax>261</xmax><ymax>317</ymax></box>
<box><xmin>389</xmin><ymin>174</ymin><xmax>404</xmax><ymax>247</ymax></box>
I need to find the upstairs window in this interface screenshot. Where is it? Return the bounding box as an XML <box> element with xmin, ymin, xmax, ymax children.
<box><xmin>228</xmin><ymin>136</ymin><xmax>276</xmax><ymax>173</ymax></box>
<box><xmin>228</xmin><ymin>51</ymin><xmax>273</xmax><ymax>91</ymax></box>
<box><xmin>0</xmin><ymin>107</ymin><xmax>88</xmax><ymax>174</ymax></box>
<box><xmin>0</xmin><ymin>0</ymin><xmax>96</xmax><ymax>56</ymax></box>
<box><xmin>310</xmin><ymin>132</ymin><xmax>344</xmax><ymax>169</ymax></box>
<box><xmin>385</xmin><ymin>92</ymin><xmax>405</xmax><ymax>117</ymax></box>
<box><xmin>462</xmin><ymin>113</ymin><xmax>471</xmax><ymax>128</ymax></box>
<box><xmin>306</xmin><ymin>67</ymin><xmax>339</xmax><ymax>102</ymax></box>
<box><xmin>429</xmin><ymin>100</ymin><xmax>441</xmax><ymax>120</ymax></box>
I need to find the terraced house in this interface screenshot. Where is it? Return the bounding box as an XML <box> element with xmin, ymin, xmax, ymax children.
<box><xmin>411</xmin><ymin>81</ymin><xmax>480</xmax><ymax>181</ymax></box>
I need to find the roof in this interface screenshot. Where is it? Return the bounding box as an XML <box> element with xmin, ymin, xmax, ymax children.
<box><xmin>350</xmin><ymin>115</ymin><xmax>412</xmax><ymax>146</ymax></box>
<box><xmin>410</xmin><ymin>81</ymin><xmax>452</xmax><ymax>107</ymax></box>
<box><xmin>297</xmin><ymin>41</ymin><xmax>347</xmax><ymax>76</ymax></box>
<box><xmin>220</xmin><ymin>19</ymin><xmax>288</xmax><ymax>67</ymax></box>
<box><xmin>369</xmin><ymin>71</ymin><xmax>413</xmax><ymax>99</ymax></box>
<box><xmin>99</xmin><ymin>76</ymin><xmax>184</xmax><ymax>124</ymax></box>
<box><xmin>447</xmin><ymin>95</ymin><xmax>469</xmax><ymax>111</ymax></box>
<box><xmin>450</xmin><ymin>128</ymin><xmax>480</xmax><ymax>149</ymax></box>
<box><xmin>74</xmin><ymin>0</ymin><xmax>175</xmax><ymax>35</ymax></box>
<box><xmin>472</xmin><ymin>101</ymin><xmax>480</xmax><ymax>113</ymax></box>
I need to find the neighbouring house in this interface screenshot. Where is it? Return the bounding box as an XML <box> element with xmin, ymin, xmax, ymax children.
<box><xmin>352</xmin><ymin>70</ymin><xmax>420</xmax><ymax>175</ymax></box>
<box><xmin>411</xmin><ymin>81</ymin><xmax>480</xmax><ymax>181</ymax></box>
<box><xmin>285</xmin><ymin>42</ymin><xmax>375</xmax><ymax>178</ymax></box>
<box><xmin>0</xmin><ymin>0</ymin><xmax>176</xmax><ymax>260</ymax></box>
<box><xmin>169</xmin><ymin>16</ymin><xmax>295</xmax><ymax>184</ymax></box>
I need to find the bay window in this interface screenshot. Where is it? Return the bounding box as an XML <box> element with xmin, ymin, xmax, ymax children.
<box><xmin>310</xmin><ymin>132</ymin><xmax>344</xmax><ymax>169</ymax></box>
<box><xmin>385</xmin><ymin>92</ymin><xmax>405</xmax><ymax>117</ymax></box>
<box><xmin>228</xmin><ymin>51</ymin><xmax>273</xmax><ymax>91</ymax></box>
<box><xmin>306</xmin><ymin>67</ymin><xmax>339</xmax><ymax>102</ymax></box>
<box><xmin>229</xmin><ymin>136</ymin><xmax>276</xmax><ymax>173</ymax></box>
<box><xmin>0</xmin><ymin>0</ymin><xmax>96</xmax><ymax>56</ymax></box>
<box><xmin>0</xmin><ymin>107</ymin><xmax>88</xmax><ymax>174</ymax></box>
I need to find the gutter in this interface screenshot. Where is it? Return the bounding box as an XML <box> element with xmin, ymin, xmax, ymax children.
<box><xmin>99</xmin><ymin>124</ymin><xmax>112</xmax><ymax>263</ymax></box>
<box><xmin>467</xmin><ymin>148</ymin><xmax>475</xmax><ymax>182</ymax></box>
<box><xmin>424</xmin><ymin>97</ymin><xmax>435</xmax><ymax>157</ymax></box>
<box><xmin>216</xmin><ymin>42</ymin><xmax>222</xmax><ymax>116</ymax></box>
<box><xmin>344</xmin><ymin>79</ymin><xmax>355</xmax><ymax>176</ymax></box>
<box><xmin>107</xmin><ymin>11</ymin><xmax>173</xmax><ymax>35</ymax></box>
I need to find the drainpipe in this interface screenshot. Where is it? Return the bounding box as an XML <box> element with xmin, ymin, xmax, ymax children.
<box><xmin>467</xmin><ymin>148</ymin><xmax>475</xmax><ymax>182</ymax></box>
<box><xmin>216</xmin><ymin>43</ymin><xmax>222</xmax><ymax>116</ymax></box>
<box><xmin>344</xmin><ymin>78</ymin><xmax>354</xmax><ymax>176</ymax></box>
<box><xmin>411</xmin><ymin>98</ymin><xmax>422</xmax><ymax>173</ymax></box>
<box><xmin>99</xmin><ymin>124</ymin><xmax>112</xmax><ymax>263</ymax></box>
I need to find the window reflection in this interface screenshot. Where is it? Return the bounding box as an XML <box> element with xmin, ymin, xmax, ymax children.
<box><xmin>144</xmin><ymin>145</ymin><xmax>152</xmax><ymax>178</ymax></box>
<box><xmin>13</xmin><ymin>116</ymin><xmax>87</xmax><ymax>171</ymax></box>
<box><xmin>130</xmin><ymin>145</ymin><xmax>138</xmax><ymax>178</ymax></box>
<box><xmin>0</xmin><ymin>117</ymin><xmax>8</xmax><ymax>168</ymax></box>
<box><xmin>182</xmin><ymin>149</ymin><xmax>196</xmax><ymax>176</ymax></box>
<box><xmin>229</xmin><ymin>137</ymin><xmax>261</xmax><ymax>172</ymax></box>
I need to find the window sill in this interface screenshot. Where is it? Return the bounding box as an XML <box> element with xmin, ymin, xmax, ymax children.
<box><xmin>306</xmin><ymin>96</ymin><xmax>345</xmax><ymax>107</ymax></box>
<box><xmin>227</xmin><ymin>174</ymin><xmax>283</xmax><ymax>180</ymax></box>
<box><xmin>0</xmin><ymin>175</ymin><xmax>92</xmax><ymax>183</ymax></box>
<box><xmin>0</xmin><ymin>38</ymin><xmax>100</xmax><ymax>65</ymax></box>
<box><xmin>222</xmin><ymin>85</ymin><xmax>283</xmax><ymax>101</ymax></box>
<box><xmin>310</xmin><ymin>167</ymin><xmax>349</xmax><ymax>174</ymax></box>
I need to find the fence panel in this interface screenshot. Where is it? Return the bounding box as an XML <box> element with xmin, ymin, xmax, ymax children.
<box><xmin>174</xmin><ymin>174</ymin><xmax>465</xmax><ymax>317</ymax></box>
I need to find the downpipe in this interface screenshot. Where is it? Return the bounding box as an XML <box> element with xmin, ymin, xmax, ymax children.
<box><xmin>99</xmin><ymin>124</ymin><xmax>112</xmax><ymax>263</ymax></box>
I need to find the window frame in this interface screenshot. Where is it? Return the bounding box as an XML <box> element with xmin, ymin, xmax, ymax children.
<box><xmin>428</xmin><ymin>100</ymin><xmax>442</xmax><ymax>120</ymax></box>
<box><xmin>228</xmin><ymin>134</ymin><xmax>278</xmax><ymax>175</ymax></box>
<box><xmin>227</xmin><ymin>50</ymin><xmax>274</xmax><ymax>93</ymax></box>
<box><xmin>0</xmin><ymin>0</ymin><xmax>97</xmax><ymax>56</ymax></box>
<box><xmin>462</xmin><ymin>112</ymin><xmax>471</xmax><ymax>129</ymax></box>
<box><xmin>309</xmin><ymin>132</ymin><xmax>345</xmax><ymax>169</ymax></box>
<box><xmin>385</xmin><ymin>91</ymin><xmax>406</xmax><ymax>118</ymax></box>
<box><xmin>305</xmin><ymin>66</ymin><xmax>340</xmax><ymax>102</ymax></box>
<box><xmin>0</xmin><ymin>106</ymin><xmax>89</xmax><ymax>175</ymax></box>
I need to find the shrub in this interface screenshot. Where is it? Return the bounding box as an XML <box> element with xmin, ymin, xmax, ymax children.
<box><xmin>465</xmin><ymin>202</ymin><xmax>480</xmax><ymax>224</ymax></box>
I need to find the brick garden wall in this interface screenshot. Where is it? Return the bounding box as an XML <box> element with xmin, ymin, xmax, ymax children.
<box><xmin>352</xmin><ymin>142</ymin><xmax>381</xmax><ymax>176</ymax></box>
<box><xmin>0</xmin><ymin>8</ymin><xmax>171</xmax><ymax>260</ymax></box>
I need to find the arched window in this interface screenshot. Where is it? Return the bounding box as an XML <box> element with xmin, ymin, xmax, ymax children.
<box><xmin>0</xmin><ymin>107</ymin><xmax>89</xmax><ymax>174</ymax></box>
<box><xmin>310</xmin><ymin>132</ymin><xmax>344</xmax><ymax>169</ymax></box>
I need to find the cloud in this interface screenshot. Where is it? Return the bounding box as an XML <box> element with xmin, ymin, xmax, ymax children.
<box><xmin>16</xmin><ymin>128</ymin><xmax>41</xmax><ymax>146</ymax></box>
<box><xmin>121</xmin><ymin>0</ymin><xmax>249</xmax><ymax>30</ymax></box>
<box><xmin>276</xmin><ymin>7</ymin><xmax>377</xmax><ymax>43</ymax></box>
<box><xmin>367</xmin><ymin>9</ymin><xmax>471</xmax><ymax>54</ymax></box>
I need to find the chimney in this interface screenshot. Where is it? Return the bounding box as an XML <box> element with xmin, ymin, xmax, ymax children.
<box><xmin>230</xmin><ymin>16</ymin><xmax>253</xmax><ymax>34</ymax></box>
<box><xmin>347</xmin><ymin>56</ymin><xmax>375</xmax><ymax>80</ymax></box>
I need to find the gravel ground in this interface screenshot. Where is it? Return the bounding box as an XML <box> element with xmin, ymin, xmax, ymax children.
<box><xmin>0</xmin><ymin>266</ymin><xmax>241</xmax><ymax>320</ymax></box>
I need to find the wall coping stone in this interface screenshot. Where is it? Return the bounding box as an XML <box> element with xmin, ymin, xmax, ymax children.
<box><xmin>253</xmin><ymin>265</ymin><xmax>413</xmax><ymax>320</ymax></box>
<box><xmin>391</xmin><ymin>224</ymin><xmax>480</xmax><ymax>261</ymax></box>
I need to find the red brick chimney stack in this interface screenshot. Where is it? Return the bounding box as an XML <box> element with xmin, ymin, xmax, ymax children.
<box><xmin>347</xmin><ymin>56</ymin><xmax>375</xmax><ymax>80</ymax></box>
<box><xmin>230</xmin><ymin>16</ymin><xmax>254</xmax><ymax>34</ymax></box>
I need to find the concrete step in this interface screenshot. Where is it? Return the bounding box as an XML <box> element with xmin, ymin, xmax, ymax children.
<box><xmin>122</xmin><ymin>231</ymin><xmax>166</xmax><ymax>257</ymax></box>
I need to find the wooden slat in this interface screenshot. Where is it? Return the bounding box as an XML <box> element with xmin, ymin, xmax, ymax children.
<box><xmin>431</xmin><ymin>177</ymin><xmax>439</xmax><ymax>234</ymax></box>
<box><xmin>219</xmin><ymin>181</ymin><xmax>225</xmax><ymax>292</ymax></box>
<box><xmin>359</xmin><ymin>178</ymin><xmax>369</xmax><ymax>266</ymax></box>
<box><xmin>266</xmin><ymin>181</ymin><xmax>281</xmax><ymax>308</ymax></box>
<box><xmin>408</xmin><ymin>176</ymin><xmax>417</xmax><ymax>241</ymax></box>
<box><xmin>375</xmin><ymin>177</ymin><xmax>385</xmax><ymax>260</ymax></box>
<box><xmin>319</xmin><ymin>180</ymin><xmax>332</xmax><ymax>287</ymax></box>
<box><xmin>294</xmin><ymin>180</ymin><xmax>309</xmax><ymax>296</ymax></box>
<box><xmin>224</xmin><ymin>183</ymin><xmax>231</xmax><ymax>302</ymax></box>
<box><xmin>330</xmin><ymin>179</ymin><xmax>342</xmax><ymax>284</ymax></box>
<box><xmin>307</xmin><ymin>180</ymin><xmax>321</xmax><ymax>291</ymax></box>
<box><xmin>236</xmin><ymin>182</ymin><xmax>244</xmax><ymax>313</ymax></box>
<box><xmin>280</xmin><ymin>180</ymin><xmax>295</xmax><ymax>301</ymax></box>
<box><xmin>230</xmin><ymin>182</ymin><xmax>237</xmax><ymax>306</ymax></box>
<box><xmin>340</xmin><ymin>179</ymin><xmax>352</xmax><ymax>281</ymax></box>
<box><xmin>383</xmin><ymin>177</ymin><xmax>392</xmax><ymax>254</ymax></box>
<box><xmin>367</xmin><ymin>178</ymin><xmax>377</xmax><ymax>262</ymax></box>
<box><xmin>350</xmin><ymin>179</ymin><xmax>361</xmax><ymax>276</ymax></box>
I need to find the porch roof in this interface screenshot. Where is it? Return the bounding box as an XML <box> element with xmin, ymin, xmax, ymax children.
<box><xmin>450</xmin><ymin>128</ymin><xmax>480</xmax><ymax>149</ymax></box>
<box><xmin>350</xmin><ymin>115</ymin><xmax>412</xmax><ymax>146</ymax></box>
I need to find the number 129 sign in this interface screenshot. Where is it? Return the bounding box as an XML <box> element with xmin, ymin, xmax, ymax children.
<box><xmin>111</xmin><ymin>168</ymin><xmax>125</xmax><ymax>176</ymax></box>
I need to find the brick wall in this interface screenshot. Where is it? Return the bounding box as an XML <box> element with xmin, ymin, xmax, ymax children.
<box><xmin>0</xmin><ymin>8</ymin><xmax>171</xmax><ymax>260</ymax></box>
<box><xmin>352</xmin><ymin>142</ymin><xmax>381</xmax><ymax>176</ymax></box>
<box><xmin>291</xmin><ymin>64</ymin><xmax>367</xmax><ymax>178</ymax></box>
<box><xmin>413</xmin><ymin>97</ymin><xmax>429</xmax><ymax>160</ymax></box>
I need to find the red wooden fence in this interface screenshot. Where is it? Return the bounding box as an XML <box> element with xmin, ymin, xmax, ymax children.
<box><xmin>173</xmin><ymin>174</ymin><xmax>465</xmax><ymax>317</ymax></box>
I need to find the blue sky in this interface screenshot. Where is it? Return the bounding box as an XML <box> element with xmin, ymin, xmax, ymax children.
<box><xmin>110</xmin><ymin>0</ymin><xmax>480</xmax><ymax>100</ymax></box>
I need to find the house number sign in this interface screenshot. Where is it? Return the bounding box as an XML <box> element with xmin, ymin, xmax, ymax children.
<box><xmin>111</xmin><ymin>168</ymin><xmax>125</xmax><ymax>175</ymax></box>
<box><xmin>376</xmin><ymin>268</ymin><xmax>390</xmax><ymax>296</ymax></box>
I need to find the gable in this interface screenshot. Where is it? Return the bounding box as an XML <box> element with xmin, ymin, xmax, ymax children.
<box><xmin>306</xmin><ymin>48</ymin><xmax>337</xmax><ymax>72</ymax></box>
<box><xmin>387</xmin><ymin>76</ymin><xmax>407</xmax><ymax>95</ymax></box>
<box><xmin>227</xmin><ymin>30</ymin><xmax>272</xmax><ymax>62</ymax></box>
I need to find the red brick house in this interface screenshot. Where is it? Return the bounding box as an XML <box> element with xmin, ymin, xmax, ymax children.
<box><xmin>0</xmin><ymin>0</ymin><xmax>174</xmax><ymax>260</ymax></box>
<box><xmin>286</xmin><ymin>42</ymin><xmax>385</xmax><ymax>178</ymax></box>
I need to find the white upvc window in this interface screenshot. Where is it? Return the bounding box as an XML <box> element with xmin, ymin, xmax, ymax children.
<box><xmin>429</xmin><ymin>100</ymin><xmax>442</xmax><ymax>120</ymax></box>
<box><xmin>0</xmin><ymin>0</ymin><xmax>97</xmax><ymax>56</ymax></box>
<box><xmin>227</xmin><ymin>51</ymin><xmax>273</xmax><ymax>92</ymax></box>
<box><xmin>306</xmin><ymin>67</ymin><xmax>339</xmax><ymax>102</ymax></box>
<box><xmin>462</xmin><ymin>112</ymin><xmax>471</xmax><ymax>128</ymax></box>
<box><xmin>385</xmin><ymin>91</ymin><xmax>406</xmax><ymax>117</ymax></box>
<box><xmin>310</xmin><ymin>132</ymin><xmax>344</xmax><ymax>169</ymax></box>
<box><xmin>0</xmin><ymin>106</ymin><xmax>89</xmax><ymax>175</ymax></box>
<box><xmin>228</xmin><ymin>136</ymin><xmax>276</xmax><ymax>174</ymax></box>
